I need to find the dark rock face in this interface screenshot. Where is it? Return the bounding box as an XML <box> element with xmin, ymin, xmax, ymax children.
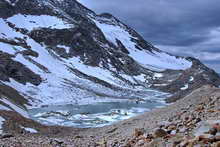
<box><xmin>0</xmin><ymin>0</ymin><xmax>52</xmax><ymax>18</ymax></box>
<box><xmin>0</xmin><ymin>83</ymin><xmax>29</xmax><ymax>108</ymax></box>
<box><xmin>29</xmin><ymin>28</ymin><xmax>107</xmax><ymax>66</ymax></box>
<box><xmin>0</xmin><ymin>38</ymin><xmax>30</xmax><ymax>49</ymax></box>
<box><xmin>0</xmin><ymin>51</ymin><xmax>41</xmax><ymax>85</ymax></box>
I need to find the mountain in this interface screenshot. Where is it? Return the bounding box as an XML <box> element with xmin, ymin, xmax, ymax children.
<box><xmin>0</xmin><ymin>0</ymin><xmax>220</xmax><ymax>118</ymax></box>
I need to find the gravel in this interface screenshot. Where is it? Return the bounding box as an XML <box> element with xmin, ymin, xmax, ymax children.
<box><xmin>0</xmin><ymin>85</ymin><xmax>219</xmax><ymax>146</ymax></box>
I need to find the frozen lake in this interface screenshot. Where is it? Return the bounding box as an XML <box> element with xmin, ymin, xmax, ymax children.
<box><xmin>29</xmin><ymin>91</ymin><xmax>169</xmax><ymax>128</ymax></box>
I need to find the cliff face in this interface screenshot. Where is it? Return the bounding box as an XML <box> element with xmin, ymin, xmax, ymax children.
<box><xmin>0</xmin><ymin>0</ymin><xmax>219</xmax><ymax>115</ymax></box>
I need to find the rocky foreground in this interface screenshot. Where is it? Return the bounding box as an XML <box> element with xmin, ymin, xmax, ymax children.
<box><xmin>0</xmin><ymin>85</ymin><xmax>219</xmax><ymax>147</ymax></box>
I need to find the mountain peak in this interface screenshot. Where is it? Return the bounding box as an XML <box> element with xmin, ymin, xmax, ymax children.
<box><xmin>0</xmin><ymin>0</ymin><xmax>219</xmax><ymax>124</ymax></box>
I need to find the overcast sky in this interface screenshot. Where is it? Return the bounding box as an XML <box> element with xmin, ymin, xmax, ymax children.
<box><xmin>78</xmin><ymin>0</ymin><xmax>220</xmax><ymax>73</ymax></box>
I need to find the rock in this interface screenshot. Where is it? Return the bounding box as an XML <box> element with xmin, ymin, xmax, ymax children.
<box><xmin>209</xmin><ymin>128</ymin><xmax>218</xmax><ymax>136</ymax></box>
<box><xmin>146</xmin><ymin>138</ymin><xmax>165</xmax><ymax>147</ymax></box>
<box><xmin>213</xmin><ymin>141</ymin><xmax>220</xmax><ymax>147</ymax></box>
<box><xmin>180</xmin><ymin>140</ymin><xmax>189</xmax><ymax>147</ymax></box>
<box><xmin>215</xmin><ymin>136</ymin><xmax>220</xmax><ymax>141</ymax></box>
<box><xmin>107</xmin><ymin>127</ymin><xmax>117</xmax><ymax>134</ymax></box>
<box><xmin>173</xmin><ymin>140</ymin><xmax>182</xmax><ymax>146</ymax></box>
<box><xmin>187</xmin><ymin>142</ymin><xmax>194</xmax><ymax>147</ymax></box>
<box><xmin>153</xmin><ymin>128</ymin><xmax>167</xmax><ymax>138</ymax></box>
<box><xmin>50</xmin><ymin>138</ymin><xmax>64</xmax><ymax>145</ymax></box>
<box><xmin>0</xmin><ymin>133</ymin><xmax>14</xmax><ymax>139</ymax></box>
<box><xmin>144</xmin><ymin>133</ymin><xmax>154</xmax><ymax>140</ymax></box>
<box><xmin>134</xmin><ymin>128</ymin><xmax>144</xmax><ymax>137</ymax></box>
<box><xmin>13</xmin><ymin>142</ymin><xmax>23</xmax><ymax>147</ymax></box>
<box><xmin>158</xmin><ymin>121</ymin><xmax>172</xmax><ymax>128</ymax></box>
<box><xmin>135</xmin><ymin>140</ymin><xmax>145</xmax><ymax>147</ymax></box>
<box><xmin>167</xmin><ymin>129</ymin><xmax>172</xmax><ymax>134</ymax></box>
<box><xmin>19</xmin><ymin>49</ymin><xmax>39</xmax><ymax>57</ymax></box>
<box><xmin>0</xmin><ymin>51</ymin><xmax>42</xmax><ymax>85</ymax></box>
<box><xmin>195</xmin><ymin>118</ymin><xmax>202</xmax><ymax>124</ymax></box>
<box><xmin>168</xmin><ymin>125</ymin><xmax>176</xmax><ymax>131</ymax></box>
<box><xmin>196</xmin><ymin>105</ymin><xmax>204</xmax><ymax>111</ymax></box>
<box><xmin>179</xmin><ymin>127</ymin><xmax>187</xmax><ymax>133</ymax></box>
<box><xmin>198</xmin><ymin>135</ymin><xmax>214</xmax><ymax>143</ymax></box>
<box><xmin>96</xmin><ymin>138</ymin><xmax>107</xmax><ymax>147</ymax></box>
<box><xmin>74</xmin><ymin>135</ymin><xmax>83</xmax><ymax>139</ymax></box>
<box><xmin>213</xmin><ymin>123</ymin><xmax>220</xmax><ymax>132</ymax></box>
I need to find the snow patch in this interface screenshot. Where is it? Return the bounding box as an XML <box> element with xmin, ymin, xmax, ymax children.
<box><xmin>0</xmin><ymin>116</ymin><xmax>5</xmax><ymax>134</ymax></box>
<box><xmin>0</xmin><ymin>18</ymin><xmax>24</xmax><ymax>39</ymax></box>
<box><xmin>154</xmin><ymin>73</ymin><xmax>163</xmax><ymax>79</ymax></box>
<box><xmin>130</xmin><ymin>49</ymin><xmax>192</xmax><ymax>70</ymax></box>
<box><xmin>65</xmin><ymin>57</ymin><xmax>126</xmax><ymax>87</ymax></box>
<box><xmin>0</xmin><ymin>104</ymin><xmax>11</xmax><ymax>111</ymax></box>
<box><xmin>154</xmin><ymin>83</ymin><xmax>168</xmax><ymax>86</ymax></box>
<box><xmin>0</xmin><ymin>98</ymin><xmax>29</xmax><ymax>118</ymax></box>
<box><xmin>57</xmin><ymin>45</ymin><xmax>70</xmax><ymax>53</ymax></box>
<box><xmin>39</xmin><ymin>117</ymin><xmax>65</xmax><ymax>124</ymax></box>
<box><xmin>21</xmin><ymin>126</ymin><xmax>38</xmax><ymax>133</ymax></box>
<box><xmin>189</xmin><ymin>76</ymin><xmax>194</xmax><ymax>82</ymax></box>
<box><xmin>7</xmin><ymin>14</ymin><xmax>73</xmax><ymax>31</ymax></box>
<box><xmin>134</xmin><ymin>74</ymin><xmax>146</xmax><ymax>82</ymax></box>
<box><xmin>180</xmin><ymin>84</ymin><xmax>189</xmax><ymax>90</ymax></box>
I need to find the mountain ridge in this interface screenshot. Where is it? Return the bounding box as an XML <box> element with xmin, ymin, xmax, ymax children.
<box><xmin>0</xmin><ymin>0</ymin><xmax>219</xmax><ymax>117</ymax></box>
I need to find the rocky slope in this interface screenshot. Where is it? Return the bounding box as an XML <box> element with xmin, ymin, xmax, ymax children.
<box><xmin>0</xmin><ymin>0</ymin><xmax>220</xmax><ymax>139</ymax></box>
<box><xmin>0</xmin><ymin>85</ymin><xmax>220</xmax><ymax>147</ymax></box>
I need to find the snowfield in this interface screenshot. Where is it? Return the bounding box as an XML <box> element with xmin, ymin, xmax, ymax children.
<box><xmin>0</xmin><ymin>16</ymin><xmax>151</xmax><ymax>109</ymax></box>
<box><xmin>0</xmin><ymin>18</ymin><xmax>24</xmax><ymax>39</ymax></box>
<box><xmin>0</xmin><ymin>97</ymin><xmax>29</xmax><ymax>118</ymax></box>
<box><xmin>0</xmin><ymin>12</ymin><xmax>186</xmax><ymax>111</ymax></box>
<box><xmin>0</xmin><ymin>7</ymin><xmax>192</xmax><ymax>119</ymax></box>
<box><xmin>0</xmin><ymin>116</ymin><xmax>5</xmax><ymax>134</ymax></box>
<box><xmin>6</xmin><ymin>14</ymin><xmax>73</xmax><ymax>31</ymax></box>
<box><xmin>93</xmin><ymin>19</ymin><xmax>192</xmax><ymax>70</ymax></box>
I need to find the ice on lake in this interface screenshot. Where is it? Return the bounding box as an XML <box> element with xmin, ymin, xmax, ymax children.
<box><xmin>29</xmin><ymin>93</ymin><xmax>168</xmax><ymax>128</ymax></box>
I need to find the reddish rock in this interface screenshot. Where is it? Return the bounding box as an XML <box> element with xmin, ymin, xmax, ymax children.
<box><xmin>215</xmin><ymin>136</ymin><xmax>220</xmax><ymax>141</ymax></box>
<box><xmin>213</xmin><ymin>123</ymin><xmax>220</xmax><ymax>132</ymax></box>
<box><xmin>214</xmin><ymin>141</ymin><xmax>220</xmax><ymax>147</ymax></box>
<box><xmin>134</xmin><ymin>128</ymin><xmax>144</xmax><ymax>137</ymax></box>
<box><xmin>196</xmin><ymin>105</ymin><xmax>204</xmax><ymax>112</ymax></box>
<box><xmin>153</xmin><ymin>129</ymin><xmax>168</xmax><ymax>138</ymax></box>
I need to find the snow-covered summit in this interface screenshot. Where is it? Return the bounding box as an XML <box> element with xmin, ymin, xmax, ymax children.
<box><xmin>93</xmin><ymin>17</ymin><xmax>192</xmax><ymax>70</ymax></box>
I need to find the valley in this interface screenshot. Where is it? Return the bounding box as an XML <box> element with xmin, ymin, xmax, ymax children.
<box><xmin>0</xmin><ymin>0</ymin><xmax>220</xmax><ymax>146</ymax></box>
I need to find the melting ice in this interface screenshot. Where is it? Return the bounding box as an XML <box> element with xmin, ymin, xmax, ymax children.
<box><xmin>29</xmin><ymin>92</ymin><xmax>169</xmax><ymax>128</ymax></box>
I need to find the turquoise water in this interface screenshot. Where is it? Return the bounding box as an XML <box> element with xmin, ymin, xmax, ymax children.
<box><xmin>29</xmin><ymin>93</ymin><xmax>169</xmax><ymax>128</ymax></box>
